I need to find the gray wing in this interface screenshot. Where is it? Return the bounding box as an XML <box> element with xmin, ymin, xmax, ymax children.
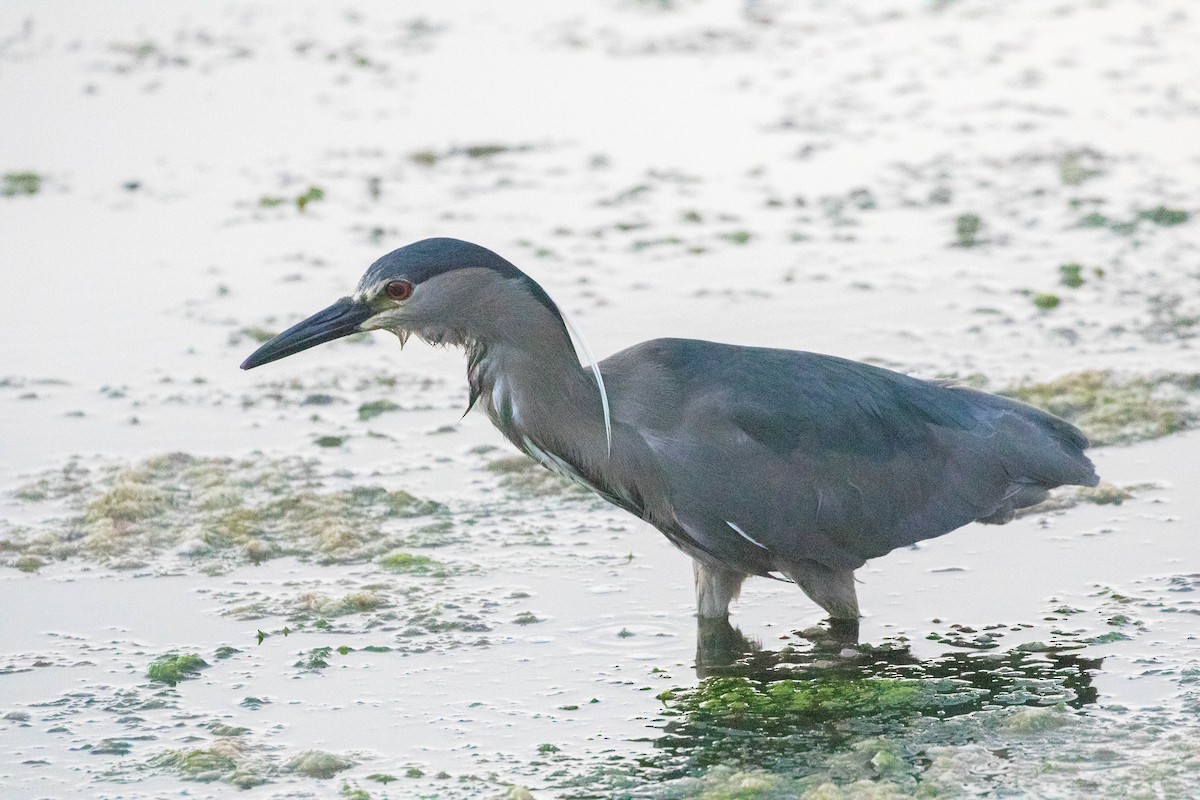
<box><xmin>600</xmin><ymin>338</ymin><xmax>1098</xmax><ymax>576</ymax></box>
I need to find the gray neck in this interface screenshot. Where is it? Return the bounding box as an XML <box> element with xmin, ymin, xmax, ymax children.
<box><xmin>465</xmin><ymin>309</ymin><xmax>609</xmax><ymax>478</ymax></box>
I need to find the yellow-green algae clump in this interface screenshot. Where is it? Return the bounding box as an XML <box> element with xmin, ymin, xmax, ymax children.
<box><xmin>150</xmin><ymin>738</ymin><xmax>267</xmax><ymax>788</ymax></box>
<box><xmin>6</xmin><ymin>453</ymin><xmax>447</xmax><ymax>570</ymax></box>
<box><xmin>485</xmin><ymin>454</ymin><xmax>590</xmax><ymax>497</ymax></box>
<box><xmin>284</xmin><ymin>750</ymin><xmax>355</xmax><ymax>779</ymax></box>
<box><xmin>294</xmin><ymin>590</ymin><xmax>389</xmax><ymax>616</ymax></box>
<box><xmin>379</xmin><ymin>552</ymin><xmax>450</xmax><ymax>576</ymax></box>
<box><xmin>13</xmin><ymin>555</ymin><xmax>43</xmax><ymax>572</ymax></box>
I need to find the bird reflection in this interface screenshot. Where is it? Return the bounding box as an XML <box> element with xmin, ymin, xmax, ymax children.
<box><xmin>695</xmin><ymin>616</ymin><xmax>862</xmax><ymax>678</ymax></box>
<box><xmin>693</xmin><ymin>616</ymin><xmax>1102</xmax><ymax>709</ymax></box>
<box><xmin>662</xmin><ymin>624</ymin><xmax>1103</xmax><ymax>783</ymax></box>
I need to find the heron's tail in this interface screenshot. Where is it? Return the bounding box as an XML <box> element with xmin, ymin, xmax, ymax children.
<box><xmin>955</xmin><ymin>387</ymin><xmax>1100</xmax><ymax>490</ymax></box>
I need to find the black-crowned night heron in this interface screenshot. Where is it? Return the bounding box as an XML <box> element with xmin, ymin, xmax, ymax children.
<box><xmin>242</xmin><ymin>238</ymin><xmax>1099</xmax><ymax>629</ymax></box>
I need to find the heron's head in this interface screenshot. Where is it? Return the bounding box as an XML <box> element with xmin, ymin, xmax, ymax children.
<box><xmin>240</xmin><ymin>238</ymin><xmax>564</xmax><ymax>370</ymax></box>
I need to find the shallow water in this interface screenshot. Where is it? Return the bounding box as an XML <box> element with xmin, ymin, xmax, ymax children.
<box><xmin>2</xmin><ymin>1</ymin><xmax>1200</xmax><ymax>797</ymax></box>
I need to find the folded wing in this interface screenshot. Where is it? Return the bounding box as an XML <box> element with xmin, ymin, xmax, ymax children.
<box><xmin>601</xmin><ymin>338</ymin><xmax>1098</xmax><ymax>575</ymax></box>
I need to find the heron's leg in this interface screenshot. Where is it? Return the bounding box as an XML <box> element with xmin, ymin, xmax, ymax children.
<box><xmin>783</xmin><ymin>559</ymin><xmax>860</xmax><ymax>621</ymax></box>
<box><xmin>693</xmin><ymin>560</ymin><xmax>746</xmax><ymax>619</ymax></box>
<box><xmin>827</xmin><ymin>617</ymin><xmax>860</xmax><ymax>644</ymax></box>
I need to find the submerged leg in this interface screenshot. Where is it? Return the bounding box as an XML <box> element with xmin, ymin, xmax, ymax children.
<box><xmin>693</xmin><ymin>560</ymin><xmax>747</xmax><ymax>619</ymax></box>
<box><xmin>827</xmin><ymin>617</ymin><xmax>860</xmax><ymax>645</ymax></box>
<box><xmin>695</xmin><ymin>616</ymin><xmax>758</xmax><ymax>678</ymax></box>
<box><xmin>782</xmin><ymin>559</ymin><xmax>860</xmax><ymax>621</ymax></box>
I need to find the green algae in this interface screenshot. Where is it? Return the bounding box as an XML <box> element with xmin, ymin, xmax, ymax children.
<box><xmin>719</xmin><ymin>230</ymin><xmax>752</xmax><ymax>245</ymax></box>
<box><xmin>147</xmin><ymin>652</ymin><xmax>208</xmax><ymax>686</ymax></box>
<box><xmin>257</xmin><ymin>185</ymin><xmax>324</xmax><ymax>213</ymax></box>
<box><xmin>379</xmin><ymin>552</ymin><xmax>448</xmax><ymax>576</ymax></box>
<box><xmin>347</xmin><ymin>485</ymin><xmax>444</xmax><ymax>516</ymax></box>
<box><xmin>295</xmin><ymin>646</ymin><xmax>333</xmax><ymax>671</ymax></box>
<box><xmin>315</xmin><ymin>435</ymin><xmax>347</xmax><ymax>448</ymax></box>
<box><xmin>1075</xmin><ymin>482</ymin><xmax>1135</xmax><ymax>505</ymax></box>
<box><xmin>369</xmin><ymin>772</ymin><xmax>399</xmax><ymax>782</ymax></box>
<box><xmin>227</xmin><ymin>586</ymin><xmax>400</xmax><ymax>630</ymax></box>
<box><xmin>409</xmin><ymin>143</ymin><xmax>534</xmax><ymax>166</ymax></box>
<box><xmin>664</xmin><ymin>675</ymin><xmax>930</xmax><ymax>731</ymax></box>
<box><xmin>953</xmin><ymin>213</ymin><xmax>983</xmax><ymax>247</ymax></box>
<box><xmin>295</xmin><ymin>185</ymin><xmax>324</xmax><ymax>211</ymax></box>
<box><xmin>284</xmin><ymin>749</ymin><xmax>355</xmax><ymax>779</ymax></box>
<box><xmin>399</xmin><ymin>518</ymin><xmax>461</xmax><ymax>549</ymax></box>
<box><xmin>485</xmin><ymin>455</ymin><xmax>539</xmax><ymax>474</ymax></box>
<box><xmin>13</xmin><ymin>555</ymin><xmax>43</xmax><ymax>572</ymax></box>
<box><xmin>1075</xmin><ymin>205</ymin><xmax>1190</xmax><ymax>235</ymax></box>
<box><xmin>1137</xmin><ymin>206</ymin><xmax>1189</xmax><ymax>226</ymax></box>
<box><xmin>675</xmin><ymin>638</ymin><xmax>1090</xmax><ymax>738</ymax></box>
<box><xmin>1002</xmin><ymin>371</ymin><xmax>1200</xmax><ymax>445</ymax></box>
<box><xmin>1016</xmin><ymin>480</ymin><xmax>1148</xmax><ymax>518</ymax></box>
<box><xmin>2</xmin><ymin>172</ymin><xmax>42</xmax><ymax>197</ymax></box>
<box><xmin>632</xmin><ymin>236</ymin><xmax>685</xmax><ymax>251</ymax></box>
<box><xmin>295</xmin><ymin>590</ymin><xmax>389</xmax><ymax>616</ymax></box>
<box><xmin>150</xmin><ymin>739</ymin><xmax>267</xmax><ymax>788</ymax></box>
<box><xmin>152</xmin><ymin>742</ymin><xmax>223</xmax><ymax>769</ymax></box>
<box><xmin>554</xmin><ymin>635</ymin><xmax>1119</xmax><ymax>798</ymax></box>
<box><xmin>576</xmin><ymin>710</ymin><xmax>1200</xmax><ymax>799</ymax></box>
<box><xmin>485</xmin><ymin>454</ymin><xmax>588</xmax><ymax>497</ymax></box>
<box><xmin>10</xmin><ymin>461</ymin><xmax>90</xmax><ymax>502</ymax></box>
<box><xmin>1032</xmin><ymin>293</ymin><xmax>1060</xmax><ymax>310</ymax></box>
<box><xmin>358</xmin><ymin>399</ymin><xmax>401</xmax><ymax>420</ymax></box>
<box><xmin>1058</xmin><ymin>263</ymin><xmax>1085</xmax><ymax>288</ymax></box>
<box><xmin>465</xmin><ymin>143</ymin><xmax>522</xmax><ymax>158</ymax></box>
<box><xmin>7</xmin><ymin>453</ymin><xmax>447</xmax><ymax>569</ymax></box>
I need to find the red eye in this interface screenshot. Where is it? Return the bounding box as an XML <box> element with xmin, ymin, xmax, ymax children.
<box><xmin>385</xmin><ymin>280</ymin><xmax>413</xmax><ymax>301</ymax></box>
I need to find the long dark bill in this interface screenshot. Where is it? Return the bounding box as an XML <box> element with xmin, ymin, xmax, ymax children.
<box><xmin>240</xmin><ymin>297</ymin><xmax>373</xmax><ymax>370</ymax></box>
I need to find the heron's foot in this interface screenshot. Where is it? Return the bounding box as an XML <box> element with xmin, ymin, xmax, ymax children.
<box><xmin>781</xmin><ymin>561</ymin><xmax>860</xmax><ymax>623</ymax></box>
<box><xmin>694</xmin><ymin>616</ymin><xmax>759</xmax><ymax>677</ymax></box>
<box><xmin>798</xmin><ymin>617</ymin><xmax>860</xmax><ymax>648</ymax></box>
